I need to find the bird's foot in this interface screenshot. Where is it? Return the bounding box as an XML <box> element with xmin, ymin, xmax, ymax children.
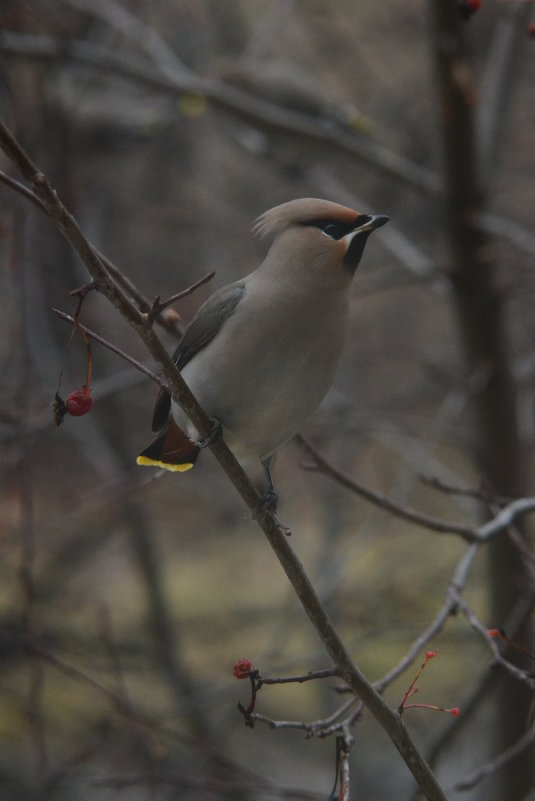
<box><xmin>253</xmin><ymin>492</ymin><xmax>291</xmax><ymax>535</ymax></box>
<box><xmin>261</xmin><ymin>487</ymin><xmax>279</xmax><ymax>512</ymax></box>
<box><xmin>196</xmin><ymin>417</ymin><xmax>222</xmax><ymax>449</ymax></box>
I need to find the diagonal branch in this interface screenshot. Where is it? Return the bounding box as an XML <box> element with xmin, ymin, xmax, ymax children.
<box><xmin>296</xmin><ymin>434</ymin><xmax>478</xmax><ymax>541</ymax></box>
<box><xmin>296</xmin><ymin>434</ymin><xmax>535</xmax><ymax>545</ymax></box>
<box><xmin>51</xmin><ymin>308</ymin><xmax>166</xmax><ymax>389</ymax></box>
<box><xmin>0</xmin><ymin>116</ymin><xmax>449</xmax><ymax>801</ymax></box>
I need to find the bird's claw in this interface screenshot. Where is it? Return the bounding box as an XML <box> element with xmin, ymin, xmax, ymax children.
<box><xmin>197</xmin><ymin>417</ymin><xmax>222</xmax><ymax>449</ymax></box>
<box><xmin>261</xmin><ymin>487</ymin><xmax>279</xmax><ymax>512</ymax></box>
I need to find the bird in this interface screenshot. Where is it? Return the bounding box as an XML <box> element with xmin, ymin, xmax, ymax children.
<box><xmin>137</xmin><ymin>198</ymin><xmax>388</xmax><ymax>507</ymax></box>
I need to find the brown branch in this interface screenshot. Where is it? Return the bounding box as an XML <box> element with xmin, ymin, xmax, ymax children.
<box><xmin>96</xmin><ymin>249</ymin><xmax>182</xmax><ymax>336</ymax></box>
<box><xmin>146</xmin><ymin>270</ymin><xmax>215</xmax><ymax>323</ymax></box>
<box><xmin>420</xmin><ymin>474</ymin><xmax>511</xmax><ymax>506</ymax></box>
<box><xmin>251</xmin><ymin>695</ymin><xmax>361</xmax><ymax>742</ymax></box>
<box><xmin>374</xmin><ymin>544</ymin><xmax>479</xmax><ymax>694</ymax></box>
<box><xmin>296</xmin><ymin>434</ymin><xmax>478</xmax><ymax>542</ymax></box>
<box><xmin>451</xmin><ymin>591</ymin><xmax>535</xmax><ymax>688</ymax></box>
<box><xmin>0</xmin><ymin>117</ymin><xmax>449</xmax><ymax>801</ymax></box>
<box><xmin>27</xmin><ymin>642</ymin><xmax>268</xmax><ymax>787</ymax></box>
<box><xmin>51</xmin><ymin>308</ymin><xmax>166</xmax><ymax>389</ymax></box>
<box><xmin>0</xmin><ymin>167</ymin><xmax>181</xmax><ymax>336</ymax></box>
<box><xmin>0</xmin><ymin>168</ymin><xmax>50</xmax><ymax>215</ymax></box>
<box><xmin>450</xmin><ymin>720</ymin><xmax>535</xmax><ymax>793</ymax></box>
<box><xmin>259</xmin><ymin>668</ymin><xmax>339</xmax><ymax>686</ymax></box>
<box><xmin>297</xmin><ymin>434</ymin><xmax>535</xmax><ymax>546</ymax></box>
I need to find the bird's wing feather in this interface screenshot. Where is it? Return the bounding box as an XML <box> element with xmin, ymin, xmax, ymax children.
<box><xmin>151</xmin><ymin>282</ymin><xmax>246</xmax><ymax>432</ymax></box>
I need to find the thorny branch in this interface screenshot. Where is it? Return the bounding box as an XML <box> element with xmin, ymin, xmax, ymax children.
<box><xmin>0</xmin><ymin>118</ymin><xmax>451</xmax><ymax>801</ymax></box>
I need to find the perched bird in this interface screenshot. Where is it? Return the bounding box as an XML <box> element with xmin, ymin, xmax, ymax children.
<box><xmin>137</xmin><ymin>198</ymin><xmax>388</xmax><ymax>505</ymax></box>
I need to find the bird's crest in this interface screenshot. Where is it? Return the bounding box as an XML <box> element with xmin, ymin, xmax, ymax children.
<box><xmin>252</xmin><ymin>197</ymin><xmax>359</xmax><ymax>239</ymax></box>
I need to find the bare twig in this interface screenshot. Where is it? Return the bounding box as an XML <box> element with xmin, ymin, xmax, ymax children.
<box><xmin>297</xmin><ymin>434</ymin><xmax>535</xmax><ymax>546</ymax></box>
<box><xmin>337</xmin><ymin>736</ymin><xmax>351</xmax><ymax>801</ymax></box>
<box><xmin>259</xmin><ymin>668</ymin><xmax>339</xmax><ymax>686</ymax></box>
<box><xmin>146</xmin><ymin>270</ymin><xmax>215</xmax><ymax>323</ymax></box>
<box><xmin>452</xmin><ymin>591</ymin><xmax>535</xmax><ymax>688</ymax></box>
<box><xmin>27</xmin><ymin>643</ymin><xmax>272</xmax><ymax>787</ymax></box>
<box><xmin>374</xmin><ymin>544</ymin><xmax>479</xmax><ymax>694</ymax></box>
<box><xmin>51</xmin><ymin>308</ymin><xmax>166</xmax><ymax>389</ymax></box>
<box><xmin>0</xmin><ymin>168</ymin><xmax>49</xmax><ymax>215</ymax></box>
<box><xmin>420</xmin><ymin>474</ymin><xmax>511</xmax><ymax>506</ymax></box>
<box><xmin>296</xmin><ymin>434</ymin><xmax>477</xmax><ymax>541</ymax></box>
<box><xmin>0</xmin><ymin>168</ymin><xmax>181</xmax><ymax>336</ymax></box>
<box><xmin>450</xmin><ymin>720</ymin><xmax>535</xmax><ymax>793</ymax></box>
<box><xmin>478</xmin><ymin>498</ymin><xmax>535</xmax><ymax>540</ymax></box>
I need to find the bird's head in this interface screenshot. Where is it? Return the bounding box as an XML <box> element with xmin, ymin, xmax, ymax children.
<box><xmin>253</xmin><ymin>198</ymin><xmax>388</xmax><ymax>280</ymax></box>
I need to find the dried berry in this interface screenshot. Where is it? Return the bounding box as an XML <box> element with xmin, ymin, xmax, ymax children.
<box><xmin>233</xmin><ymin>658</ymin><xmax>252</xmax><ymax>680</ymax></box>
<box><xmin>65</xmin><ymin>388</ymin><xmax>93</xmax><ymax>416</ymax></box>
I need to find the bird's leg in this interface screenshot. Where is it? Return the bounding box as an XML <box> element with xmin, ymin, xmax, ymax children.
<box><xmin>196</xmin><ymin>417</ymin><xmax>223</xmax><ymax>449</ymax></box>
<box><xmin>261</xmin><ymin>456</ymin><xmax>279</xmax><ymax>511</ymax></box>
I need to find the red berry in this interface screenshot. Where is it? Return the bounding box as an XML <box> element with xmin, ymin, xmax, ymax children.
<box><xmin>65</xmin><ymin>388</ymin><xmax>93</xmax><ymax>416</ymax></box>
<box><xmin>233</xmin><ymin>658</ymin><xmax>252</xmax><ymax>679</ymax></box>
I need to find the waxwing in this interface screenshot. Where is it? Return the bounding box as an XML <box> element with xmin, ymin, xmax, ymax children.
<box><xmin>137</xmin><ymin>198</ymin><xmax>388</xmax><ymax>505</ymax></box>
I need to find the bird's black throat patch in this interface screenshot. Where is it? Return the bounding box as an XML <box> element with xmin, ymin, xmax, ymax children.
<box><xmin>343</xmin><ymin>231</ymin><xmax>371</xmax><ymax>273</ymax></box>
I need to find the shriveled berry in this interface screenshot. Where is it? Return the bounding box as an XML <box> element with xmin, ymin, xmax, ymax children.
<box><xmin>233</xmin><ymin>658</ymin><xmax>252</xmax><ymax>679</ymax></box>
<box><xmin>65</xmin><ymin>388</ymin><xmax>93</xmax><ymax>416</ymax></box>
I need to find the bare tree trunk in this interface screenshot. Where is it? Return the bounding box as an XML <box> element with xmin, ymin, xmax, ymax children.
<box><xmin>430</xmin><ymin>3</ymin><xmax>533</xmax><ymax>799</ymax></box>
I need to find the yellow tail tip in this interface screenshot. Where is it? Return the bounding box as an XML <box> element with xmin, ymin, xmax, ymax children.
<box><xmin>136</xmin><ymin>456</ymin><xmax>194</xmax><ymax>472</ymax></box>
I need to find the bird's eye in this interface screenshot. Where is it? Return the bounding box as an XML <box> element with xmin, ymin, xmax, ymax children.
<box><xmin>306</xmin><ymin>218</ymin><xmax>355</xmax><ymax>239</ymax></box>
<box><xmin>322</xmin><ymin>223</ymin><xmax>341</xmax><ymax>238</ymax></box>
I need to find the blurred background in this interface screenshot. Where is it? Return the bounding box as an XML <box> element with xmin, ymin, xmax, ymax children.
<box><xmin>0</xmin><ymin>1</ymin><xmax>534</xmax><ymax>799</ymax></box>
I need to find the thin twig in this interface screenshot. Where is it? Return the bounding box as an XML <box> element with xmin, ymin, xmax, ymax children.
<box><xmin>452</xmin><ymin>590</ymin><xmax>535</xmax><ymax>688</ymax></box>
<box><xmin>146</xmin><ymin>270</ymin><xmax>215</xmax><ymax>323</ymax></box>
<box><xmin>297</xmin><ymin>434</ymin><xmax>535</xmax><ymax>546</ymax></box>
<box><xmin>450</xmin><ymin>720</ymin><xmax>535</xmax><ymax>793</ymax></box>
<box><xmin>259</xmin><ymin>668</ymin><xmax>339</xmax><ymax>686</ymax></box>
<box><xmin>0</xmin><ymin>168</ymin><xmax>181</xmax><ymax>336</ymax></box>
<box><xmin>0</xmin><ymin>168</ymin><xmax>50</xmax><ymax>215</ymax></box>
<box><xmin>420</xmin><ymin>474</ymin><xmax>511</xmax><ymax>506</ymax></box>
<box><xmin>296</xmin><ymin>434</ymin><xmax>477</xmax><ymax>542</ymax></box>
<box><xmin>51</xmin><ymin>308</ymin><xmax>166</xmax><ymax>389</ymax></box>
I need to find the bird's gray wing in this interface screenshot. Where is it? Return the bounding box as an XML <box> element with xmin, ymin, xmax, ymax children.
<box><xmin>151</xmin><ymin>282</ymin><xmax>246</xmax><ymax>432</ymax></box>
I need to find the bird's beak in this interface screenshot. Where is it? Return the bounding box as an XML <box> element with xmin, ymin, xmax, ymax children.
<box><xmin>355</xmin><ymin>213</ymin><xmax>390</xmax><ymax>234</ymax></box>
<box><xmin>342</xmin><ymin>213</ymin><xmax>389</xmax><ymax>272</ymax></box>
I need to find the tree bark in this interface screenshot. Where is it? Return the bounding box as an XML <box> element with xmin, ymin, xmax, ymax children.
<box><xmin>430</xmin><ymin>3</ymin><xmax>533</xmax><ymax>799</ymax></box>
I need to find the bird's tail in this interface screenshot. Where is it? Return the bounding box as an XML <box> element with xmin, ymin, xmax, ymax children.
<box><xmin>137</xmin><ymin>418</ymin><xmax>200</xmax><ymax>472</ymax></box>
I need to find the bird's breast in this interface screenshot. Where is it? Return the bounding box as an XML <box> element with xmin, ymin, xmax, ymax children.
<box><xmin>174</xmin><ymin>284</ymin><xmax>350</xmax><ymax>461</ymax></box>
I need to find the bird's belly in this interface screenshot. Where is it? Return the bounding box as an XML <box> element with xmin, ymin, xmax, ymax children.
<box><xmin>173</xmin><ymin>329</ymin><xmax>344</xmax><ymax>463</ymax></box>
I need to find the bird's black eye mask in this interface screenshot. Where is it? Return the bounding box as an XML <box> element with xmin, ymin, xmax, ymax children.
<box><xmin>305</xmin><ymin>215</ymin><xmax>372</xmax><ymax>240</ymax></box>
